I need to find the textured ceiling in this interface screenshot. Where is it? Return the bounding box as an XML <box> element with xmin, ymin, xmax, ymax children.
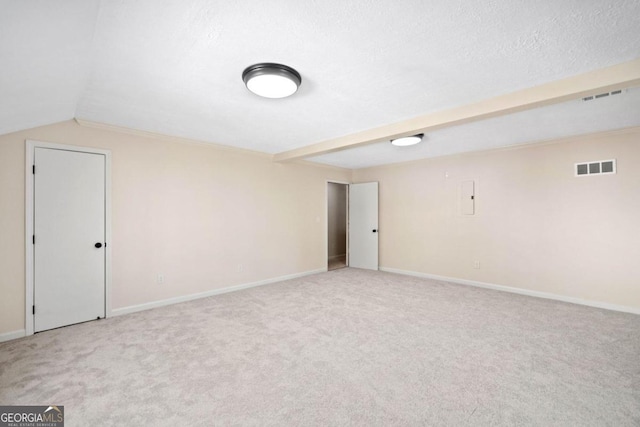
<box><xmin>1</xmin><ymin>0</ymin><xmax>640</xmax><ymax>167</ymax></box>
<box><xmin>0</xmin><ymin>0</ymin><xmax>99</xmax><ymax>134</ymax></box>
<box><xmin>309</xmin><ymin>88</ymin><xmax>640</xmax><ymax>169</ymax></box>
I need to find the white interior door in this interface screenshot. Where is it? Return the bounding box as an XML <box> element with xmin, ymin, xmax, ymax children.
<box><xmin>349</xmin><ymin>182</ymin><xmax>378</xmax><ymax>270</ymax></box>
<box><xmin>34</xmin><ymin>147</ymin><xmax>106</xmax><ymax>332</ymax></box>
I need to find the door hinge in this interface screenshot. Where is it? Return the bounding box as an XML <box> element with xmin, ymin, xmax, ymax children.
<box><xmin>32</xmin><ymin>305</ymin><xmax>35</xmax><ymax>315</ymax></box>
<box><xmin>32</xmin><ymin>165</ymin><xmax>35</xmax><ymax>174</ymax></box>
<box><xmin>32</xmin><ymin>235</ymin><xmax>35</xmax><ymax>244</ymax></box>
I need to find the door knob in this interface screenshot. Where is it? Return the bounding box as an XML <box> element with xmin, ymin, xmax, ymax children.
<box><xmin>94</xmin><ymin>242</ymin><xmax>103</xmax><ymax>248</ymax></box>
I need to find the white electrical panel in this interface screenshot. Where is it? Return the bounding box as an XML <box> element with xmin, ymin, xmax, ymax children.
<box><xmin>460</xmin><ymin>180</ymin><xmax>475</xmax><ymax>215</ymax></box>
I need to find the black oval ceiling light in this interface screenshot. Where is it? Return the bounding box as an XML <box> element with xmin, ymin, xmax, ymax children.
<box><xmin>242</xmin><ymin>63</ymin><xmax>302</xmax><ymax>99</ymax></box>
<box><xmin>391</xmin><ymin>133</ymin><xmax>424</xmax><ymax>147</ymax></box>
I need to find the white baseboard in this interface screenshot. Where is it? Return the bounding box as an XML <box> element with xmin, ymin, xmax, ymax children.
<box><xmin>380</xmin><ymin>267</ymin><xmax>640</xmax><ymax>315</ymax></box>
<box><xmin>0</xmin><ymin>329</ymin><xmax>26</xmax><ymax>343</ymax></box>
<box><xmin>112</xmin><ymin>268</ymin><xmax>325</xmax><ymax>317</ymax></box>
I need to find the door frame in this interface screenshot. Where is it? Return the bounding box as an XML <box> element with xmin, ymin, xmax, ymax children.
<box><xmin>325</xmin><ymin>180</ymin><xmax>350</xmax><ymax>271</ymax></box>
<box><xmin>25</xmin><ymin>139</ymin><xmax>112</xmax><ymax>336</ymax></box>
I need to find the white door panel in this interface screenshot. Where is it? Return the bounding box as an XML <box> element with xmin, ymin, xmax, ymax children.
<box><xmin>34</xmin><ymin>148</ymin><xmax>105</xmax><ymax>332</ymax></box>
<box><xmin>349</xmin><ymin>182</ymin><xmax>378</xmax><ymax>270</ymax></box>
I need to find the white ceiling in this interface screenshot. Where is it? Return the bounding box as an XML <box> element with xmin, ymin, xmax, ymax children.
<box><xmin>1</xmin><ymin>0</ymin><xmax>640</xmax><ymax>167</ymax></box>
<box><xmin>310</xmin><ymin>88</ymin><xmax>640</xmax><ymax>168</ymax></box>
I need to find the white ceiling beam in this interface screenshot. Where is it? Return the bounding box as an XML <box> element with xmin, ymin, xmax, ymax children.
<box><xmin>273</xmin><ymin>58</ymin><xmax>640</xmax><ymax>162</ymax></box>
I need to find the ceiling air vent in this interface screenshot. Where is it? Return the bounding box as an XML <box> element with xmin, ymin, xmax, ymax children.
<box><xmin>575</xmin><ymin>159</ymin><xmax>616</xmax><ymax>177</ymax></box>
<box><xmin>582</xmin><ymin>90</ymin><xmax>623</xmax><ymax>102</ymax></box>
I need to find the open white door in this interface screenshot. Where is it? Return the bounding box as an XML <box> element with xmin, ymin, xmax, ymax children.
<box><xmin>349</xmin><ymin>182</ymin><xmax>378</xmax><ymax>270</ymax></box>
<box><xmin>33</xmin><ymin>147</ymin><xmax>106</xmax><ymax>332</ymax></box>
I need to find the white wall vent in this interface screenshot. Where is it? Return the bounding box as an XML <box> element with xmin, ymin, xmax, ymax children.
<box><xmin>575</xmin><ymin>159</ymin><xmax>616</xmax><ymax>177</ymax></box>
<box><xmin>582</xmin><ymin>90</ymin><xmax>623</xmax><ymax>102</ymax></box>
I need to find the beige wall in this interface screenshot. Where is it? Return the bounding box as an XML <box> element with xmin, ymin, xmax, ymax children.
<box><xmin>0</xmin><ymin>120</ymin><xmax>351</xmax><ymax>335</ymax></box>
<box><xmin>2</xmin><ymin>121</ymin><xmax>639</xmax><ymax>335</ymax></box>
<box><xmin>354</xmin><ymin>128</ymin><xmax>640</xmax><ymax>309</ymax></box>
<box><xmin>327</xmin><ymin>183</ymin><xmax>347</xmax><ymax>258</ymax></box>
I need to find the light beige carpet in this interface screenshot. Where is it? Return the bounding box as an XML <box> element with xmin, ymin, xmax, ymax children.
<box><xmin>1</xmin><ymin>268</ymin><xmax>639</xmax><ymax>426</ymax></box>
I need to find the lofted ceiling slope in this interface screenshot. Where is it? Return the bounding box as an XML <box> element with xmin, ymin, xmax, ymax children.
<box><xmin>1</xmin><ymin>0</ymin><xmax>639</xmax><ymax>168</ymax></box>
<box><xmin>0</xmin><ymin>0</ymin><xmax>99</xmax><ymax>135</ymax></box>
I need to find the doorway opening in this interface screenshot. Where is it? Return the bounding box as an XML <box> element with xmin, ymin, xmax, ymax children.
<box><xmin>327</xmin><ymin>182</ymin><xmax>348</xmax><ymax>271</ymax></box>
